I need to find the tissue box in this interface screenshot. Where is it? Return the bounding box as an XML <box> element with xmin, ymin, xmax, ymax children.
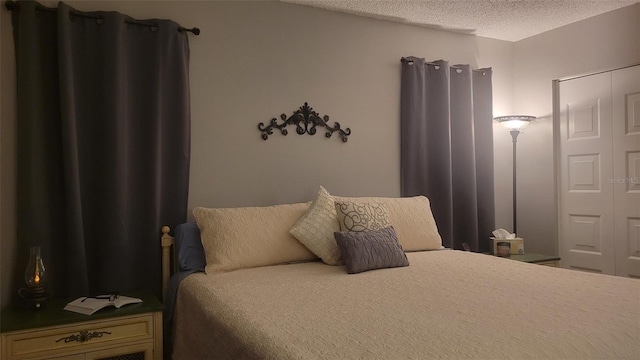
<box><xmin>491</xmin><ymin>237</ymin><xmax>524</xmax><ymax>255</ymax></box>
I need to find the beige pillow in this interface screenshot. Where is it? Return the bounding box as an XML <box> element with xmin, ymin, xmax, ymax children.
<box><xmin>193</xmin><ymin>203</ymin><xmax>318</xmax><ymax>274</ymax></box>
<box><xmin>289</xmin><ymin>186</ymin><xmax>342</xmax><ymax>265</ymax></box>
<box><xmin>334</xmin><ymin>201</ymin><xmax>391</xmax><ymax>232</ymax></box>
<box><xmin>333</xmin><ymin>195</ymin><xmax>442</xmax><ymax>251</ymax></box>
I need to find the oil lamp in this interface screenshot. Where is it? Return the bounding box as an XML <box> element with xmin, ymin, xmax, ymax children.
<box><xmin>18</xmin><ymin>246</ymin><xmax>49</xmax><ymax>309</ymax></box>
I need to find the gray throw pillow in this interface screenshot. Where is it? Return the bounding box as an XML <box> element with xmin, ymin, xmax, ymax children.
<box><xmin>334</xmin><ymin>227</ymin><xmax>409</xmax><ymax>274</ymax></box>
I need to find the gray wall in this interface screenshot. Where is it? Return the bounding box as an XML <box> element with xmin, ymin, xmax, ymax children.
<box><xmin>1</xmin><ymin>1</ymin><xmax>638</xmax><ymax>306</ymax></box>
<box><xmin>179</xmin><ymin>1</ymin><xmax>514</xmax><ymax>208</ymax></box>
<box><xmin>510</xmin><ymin>3</ymin><xmax>640</xmax><ymax>256</ymax></box>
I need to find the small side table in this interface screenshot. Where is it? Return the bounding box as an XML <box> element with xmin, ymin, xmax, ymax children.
<box><xmin>502</xmin><ymin>253</ymin><xmax>561</xmax><ymax>267</ymax></box>
<box><xmin>1</xmin><ymin>289</ymin><xmax>163</xmax><ymax>360</ymax></box>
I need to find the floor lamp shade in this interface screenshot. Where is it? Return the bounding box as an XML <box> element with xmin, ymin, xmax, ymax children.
<box><xmin>495</xmin><ymin>115</ymin><xmax>536</xmax><ymax>130</ymax></box>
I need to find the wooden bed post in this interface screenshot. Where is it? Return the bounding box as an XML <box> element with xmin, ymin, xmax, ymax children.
<box><xmin>161</xmin><ymin>226</ymin><xmax>174</xmax><ymax>301</ymax></box>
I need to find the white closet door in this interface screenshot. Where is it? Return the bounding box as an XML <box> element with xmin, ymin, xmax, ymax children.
<box><xmin>559</xmin><ymin>72</ymin><xmax>615</xmax><ymax>274</ymax></box>
<box><xmin>613</xmin><ymin>66</ymin><xmax>640</xmax><ymax>278</ymax></box>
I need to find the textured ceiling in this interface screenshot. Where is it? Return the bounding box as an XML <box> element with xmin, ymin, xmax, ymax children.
<box><xmin>282</xmin><ymin>0</ymin><xmax>639</xmax><ymax>42</ymax></box>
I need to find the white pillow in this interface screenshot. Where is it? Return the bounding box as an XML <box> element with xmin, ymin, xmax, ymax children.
<box><xmin>289</xmin><ymin>186</ymin><xmax>342</xmax><ymax>265</ymax></box>
<box><xmin>193</xmin><ymin>202</ymin><xmax>318</xmax><ymax>274</ymax></box>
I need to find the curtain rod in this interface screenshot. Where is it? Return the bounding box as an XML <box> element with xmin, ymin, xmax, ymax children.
<box><xmin>401</xmin><ymin>57</ymin><xmax>461</xmax><ymax>69</ymax></box>
<box><xmin>4</xmin><ymin>0</ymin><xmax>200</xmax><ymax>35</ymax></box>
<box><xmin>400</xmin><ymin>57</ymin><xmax>490</xmax><ymax>74</ymax></box>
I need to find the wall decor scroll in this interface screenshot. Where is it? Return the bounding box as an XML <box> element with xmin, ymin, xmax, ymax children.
<box><xmin>258</xmin><ymin>102</ymin><xmax>351</xmax><ymax>142</ymax></box>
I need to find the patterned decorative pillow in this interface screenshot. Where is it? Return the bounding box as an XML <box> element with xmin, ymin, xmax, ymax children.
<box><xmin>334</xmin><ymin>226</ymin><xmax>409</xmax><ymax>274</ymax></box>
<box><xmin>289</xmin><ymin>186</ymin><xmax>342</xmax><ymax>265</ymax></box>
<box><xmin>334</xmin><ymin>201</ymin><xmax>390</xmax><ymax>232</ymax></box>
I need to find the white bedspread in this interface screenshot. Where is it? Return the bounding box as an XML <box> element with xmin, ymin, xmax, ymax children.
<box><xmin>173</xmin><ymin>250</ymin><xmax>640</xmax><ymax>359</ymax></box>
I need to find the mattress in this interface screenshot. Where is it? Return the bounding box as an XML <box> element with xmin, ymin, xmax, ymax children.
<box><xmin>172</xmin><ymin>250</ymin><xmax>640</xmax><ymax>359</ymax></box>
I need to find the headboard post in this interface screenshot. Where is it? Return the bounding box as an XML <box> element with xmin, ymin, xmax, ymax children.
<box><xmin>161</xmin><ymin>226</ymin><xmax>175</xmax><ymax>301</ymax></box>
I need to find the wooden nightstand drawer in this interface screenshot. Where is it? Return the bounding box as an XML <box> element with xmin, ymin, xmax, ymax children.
<box><xmin>1</xmin><ymin>290</ymin><xmax>162</xmax><ymax>360</ymax></box>
<box><xmin>5</xmin><ymin>313</ymin><xmax>153</xmax><ymax>359</ymax></box>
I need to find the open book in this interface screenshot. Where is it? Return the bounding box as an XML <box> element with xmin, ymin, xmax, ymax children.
<box><xmin>64</xmin><ymin>295</ymin><xmax>143</xmax><ymax>315</ymax></box>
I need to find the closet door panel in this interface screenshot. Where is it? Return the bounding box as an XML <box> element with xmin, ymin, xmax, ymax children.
<box><xmin>612</xmin><ymin>65</ymin><xmax>640</xmax><ymax>278</ymax></box>
<box><xmin>559</xmin><ymin>72</ymin><xmax>615</xmax><ymax>274</ymax></box>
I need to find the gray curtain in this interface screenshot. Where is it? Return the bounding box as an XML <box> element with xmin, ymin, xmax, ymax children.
<box><xmin>10</xmin><ymin>1</ymin><xmax>190</xmax><ymax>300</ymax></box>
<box><xmin>401</xmin><ymin>57</ymin><xmax>494</xmax><ymax>252</ymax></box>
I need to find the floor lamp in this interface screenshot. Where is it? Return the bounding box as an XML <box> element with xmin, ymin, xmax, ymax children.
<box><xmin>494</xmin><ymin>115</ymin><xmax>536</xmax><ymax>236</ymax></box>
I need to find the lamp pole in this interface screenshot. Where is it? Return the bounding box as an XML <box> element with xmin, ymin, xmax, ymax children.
<box><xmin>510</xmin><ymin>130</ymin><xmax>520</xmax><ymax>235</ymax></box>
<box><xmin>495</xmin><ymin>115</ymin><xmax>536</xmax><ymax>236</ymax></box>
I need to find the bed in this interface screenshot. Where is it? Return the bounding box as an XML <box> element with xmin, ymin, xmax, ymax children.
<box><xmin>161</xmin><ymin>187</ymin><xmax>640</xmax><ymax>359</ymax></box>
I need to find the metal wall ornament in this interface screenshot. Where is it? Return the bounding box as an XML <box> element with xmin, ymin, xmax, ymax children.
<box><xmin>258</xmin><ymin>102</ymin><xmax>351</xmax><ymax>142</ymax></box>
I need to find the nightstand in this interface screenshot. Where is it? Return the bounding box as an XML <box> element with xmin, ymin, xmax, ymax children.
<box><xmin>502</xmin><ymin>253</ymin><xmax>561</xmax><ymax>267</ymax></box>
<box><xmin>0</xmin><ymin>289</ymin><xmax>162</xmax><ymax>360</ymax></box>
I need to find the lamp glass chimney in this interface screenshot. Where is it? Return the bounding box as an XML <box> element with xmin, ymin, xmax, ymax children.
<box><xmin>25</xmin><ymin>246</ymin><xmax>46</xmax><ymax>288</ymax></box>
